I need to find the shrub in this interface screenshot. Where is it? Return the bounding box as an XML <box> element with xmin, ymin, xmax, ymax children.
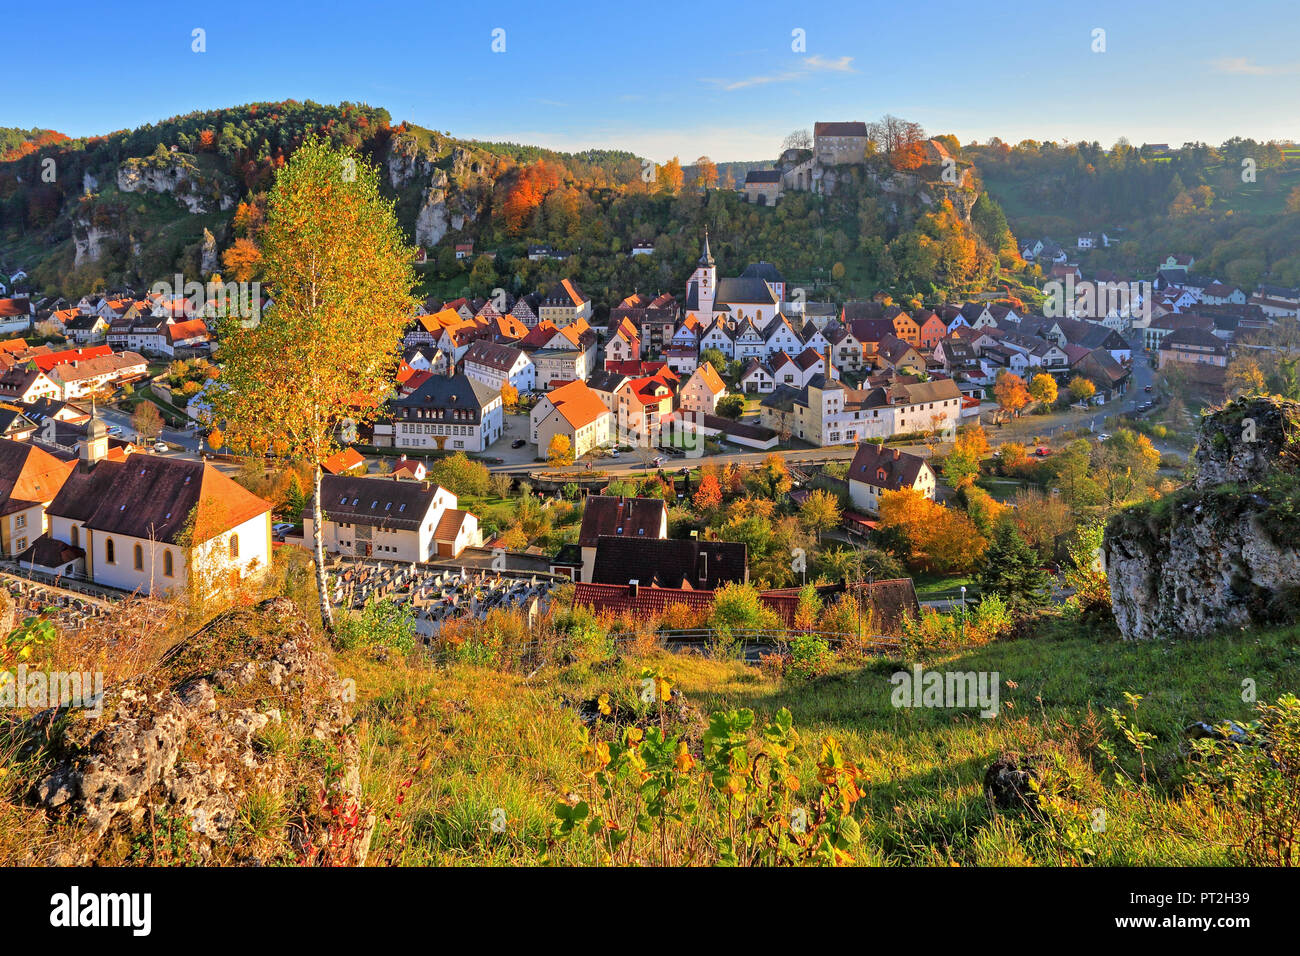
<box><xmin>333</xmin><ymin>599</ymin><xmax>416</xmax><ymax>653</ymax></box>
<box><xmin>787</xmin><ymin>633</ymin><xmax>833</xmax><ymax>682</ymax></box>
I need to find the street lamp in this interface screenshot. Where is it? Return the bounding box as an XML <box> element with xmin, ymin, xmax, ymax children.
<box><xmin>959</xmin><ymin>585</ymin><xmax>967</xmax><ymax>642</ymax></box>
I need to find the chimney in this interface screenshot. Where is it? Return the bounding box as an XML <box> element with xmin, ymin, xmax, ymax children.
<box><xmin>628</xmin><ymin>579</ymin><xmax>639</xmax><ymax>598</ymax></box>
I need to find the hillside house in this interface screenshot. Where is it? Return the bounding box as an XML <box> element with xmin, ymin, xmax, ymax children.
<box><xmin>304</xmin><ymin>474</ymin><xmax>479</xmax><ymax>562</ymax></box>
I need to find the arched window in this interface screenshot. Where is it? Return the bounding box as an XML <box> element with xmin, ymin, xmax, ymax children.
<box><xmin>133</xmin><ymin>543</ymin><xmax>143</xmax><ymax>570</ymax></box>
<box><xmin>70</xmin><ymin>525</ymin><xmax>79</xmax><ymax>547</ymax></box>
<box><xmin>229</xmin><ymin>534</ymin><xmax>239</xmax><ymax>559</ymax></box>
<box><xmin>163</xmin><ymin>550</ymin><xmax>174</xmax><ymax>577</ymax></box>
<box><xmin>105</xmin><ymin>538</ymin><xmax>115</xmax><ymax>564</ymax></box>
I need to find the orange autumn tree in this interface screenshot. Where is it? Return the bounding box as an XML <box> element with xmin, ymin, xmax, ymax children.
<box><xmin>878</xmin><ymin>489</ymin><xmax>986</xmax><ymax>574</ymax></box>
<box><xmin>656</xmin><ymin>157</ymin><xmax>684</xmax><ymax>195</ymax></box>
<box><xmin>693</xmin><ymin>469</ymin><xmax>723</xmax><ymax>512</ymax></box>
<box><xmin>221</xmin><ymin>238</ymin><xmax>262</xmax><ymax>282</ymax></box>
<box><xmin>695</xmin><ymin>156</ymin><xmax>718</xmax><ymax>190</ymax></box>
<box><xmin>994</xmin><ymin>371</ymin><xmax>1031</xmax><ymax>417</ymax></box>
<box><xmin>501</xmin><ymin>160</ymin><xmax>564</xmax><ymax>235</ymax></box>
<box><xmin>210</xmin><ymin>138</ymin><xmax>415</xmax><ymax>631</ymax></box>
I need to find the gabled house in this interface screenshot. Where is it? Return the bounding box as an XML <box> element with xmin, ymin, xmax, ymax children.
<box><xmin>874</xmin><ymin>335</ymin><xmax>925</xmax><ymax>375</ymax></box>
<box><xmin>698</xmin><ymin>318</ymin><xmax>735</xmax><ymax>358</ymax></box>
<box><xmin>575</xmin><ymin>495</ymin><xmax>668</xmax><ymax>582</ymax></box>
<box><xmin>615</xmin><ymin>370</ymin><xmax>676</xmax><ymax>440</ymax></box>
<box><xmin>37</xmin><ymin>430</ymin><xmax>271</xmax><ymax>597</ymax></box>
<box><xmin>914</xmin><ymin>310</ymin><xmax>947</xmax><ymax>350</ymax></box>
<box><xmin>463</xmin><ymin>340</ymin><xmax>536</xmax><ymax>394</ymax></box>
<box><xmin>605</xmin><ymin>317</ymin><xmax>641</xmax><ymax>367</ymax></box>
<box><xmin>739</xmin><ymin>358</ymin><xmax>774</xmax><ymax>394</ymax></box>
<box><xmin>530</xmin><ymin>380</ymin><xmax>613</xmax><ymax>459</ymax></box>
<box><xmin>679</xmin><ymin>361</ymin><xmax>728</xmax><ymax>416</ymax></box>
<box><xmin>304</xmin><ymin>473</ymin><xmax>479</xmax><ymax>562</ymax></box>
<box><xmin>538</xmin><ymin>278</ymin><xmax>592</xmax><ymax>328</ymax></box>
<box><xmin>732</xmin><ymin>319</ymin><xmax>767</xmax><ymax>361</ymax></box>
<box><xmin>0</xmin><ymin>438</ymin><xmax>72</xmax><ymax>557</ymax></box>
<box><xmin>847</xmin><ymin>443</ymin><xmax>936</xmax><ymax>516</ymax></box>
<box><xmin>762</xmin><ymin>314</ymin><xmax>804</xmax><ymax>357</ymax></box>
<box><xmin>825</xmin><ymin>325</ymin><xmax>865</xmax><ymax>375</ymax></box>
<box><xmin>381</xmin><ymin>372</ymin><xmax>503</xmax><ymax>453</ymax></box>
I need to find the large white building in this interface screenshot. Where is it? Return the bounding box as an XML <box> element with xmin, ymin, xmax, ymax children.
<box><xmin>379</xmin><ymin>372</ymin><xmax>503</xmax><ymax>453</ymax></box>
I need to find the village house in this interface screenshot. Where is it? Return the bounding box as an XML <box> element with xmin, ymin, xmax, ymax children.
<box><xmin>538</xmin><ymin>278</ymin><xmax>592</xmax><ymax>328</ymax></box>
<box><xmin>520</xmin><ymin>318</ymin><xmax>597</xmax><ymax>386</ymax></box>
<box><xmin>380</xmin><ymin>372</ymin><xmax>503</xmax><ymax>453</ymax></box>
<box><xmin>574</xmin><ymin>495</ymin><xmax>669</xmax><ymax>583</ymax></box>
<box><xmin>530</xmin><ymin>379</ymin><xmax>613</xmax><ymax>459</ymax></box>
<box><xmin>614</xmin><ymin>370</ymin><xmax>676</xmax><ymax>442</ymax></box>
<box><xmin>44</xmin><ymin>350</ymin><xmax>149</xmax><ymax>400</ymax></box>
<box><xmin>462</xmin><ymin>340</ymin><xmax>536</xmax><ymax>394</ymax></box>
<box><xmin>847</xmin><ymin>443</ymin><xmax>936</xmax><ymax>516</ymax></box>
<box><xmin>604</xmin><ymin>317</ymin><xmax>641</xmax><ymax>367</ymax></box>
<box><xmin>321</xmin><ymin>446</ymin><xmax>367</xmax><ymax>476</ymax></box>
<box><xmin>32</xmin><ymin>426</ymin><xmax>272</xmax><ymax>598</ymax></box>
<box><xmin>591</xmin><ymin>537</ymin><xmax>748</xmax><ymax>589</ymax></box>
<box><xmin>743</xmin><ymin>169</ymin><xmax>783</xmax><ymax>205</ymax></box>
<box><xmin>1158</xmin><ymin>326</ymin><xmax>1229</xmax><ymax>370</ymax></box>
<box><xmin>0</xmin><ymin>438</ymin><xmax>72</xmax><ymax>557</ymax></box>
<box><xmin>679</xmin><ymin>361</ymin><xmax>728</xmax><ymax>415</ymax></box>
<box><xmin>610</xmin><ymin>292</ymin><xmax>678</xmax><ymax>356</ymax></box>
<box><xmin>303</xmin><ymin>473</ymin><xmax>480</xmax><ymax>562</ymax></box>
<box><xmin>64</xmin><ymin>314</ymin><xmax>110</xmax><ymax>344</ymax></box>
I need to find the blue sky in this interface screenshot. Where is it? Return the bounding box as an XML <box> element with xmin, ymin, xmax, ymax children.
<box><xmin>6</xmin><ymin>0</ymin><xmax>1300</xmax><ymax>161</ymax></box>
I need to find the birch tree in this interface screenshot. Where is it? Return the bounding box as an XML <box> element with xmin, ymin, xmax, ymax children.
<box><xmin>210</xmin><ymin>138</ymin><xmax>415</xmax><ymax>631</ymax></box>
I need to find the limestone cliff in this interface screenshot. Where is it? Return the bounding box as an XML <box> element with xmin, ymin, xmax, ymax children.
<box><xmin>24</xmin><ymin>598</ymin><xmax>369</xmax><ymax>865</ymax></box>
<box><xmin>1103</xmin><ymin>397</ymin><xmax>1300</xmax><ymax>640</ymax></box>
<box><xmin>116</xmin><ymin>151</ymin><xmax>233</xmax><ymax>214</ymax></box>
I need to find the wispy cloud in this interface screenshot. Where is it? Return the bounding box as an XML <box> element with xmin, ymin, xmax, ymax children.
<box><xmin>702</xmin><ymin>54</ymin><xmax>856</xmax><ymax>91</ymax></box>
<box><xmin>1211</xmin><ymin>56</ymin><xmax>1300</xmax><ymax>75</ymax></box>
<box><xmin>803</xmin><ymin>54</ymin><xmax>855</xmax><ymax>73</ymax></box>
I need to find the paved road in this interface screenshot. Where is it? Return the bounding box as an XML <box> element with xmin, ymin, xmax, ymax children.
<box><xmin>100</xmin><ymin>404</ymin><xmax>202</xmax><ymax>455</ymax></box>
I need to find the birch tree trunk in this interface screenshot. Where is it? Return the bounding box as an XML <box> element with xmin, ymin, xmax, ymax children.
<box><xmin>312</xmin><ymin>462</ymin><xmax>334</xmax><ymax>631</ymax></box>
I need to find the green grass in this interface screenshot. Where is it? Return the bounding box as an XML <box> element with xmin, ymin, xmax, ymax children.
<box><xmin>912</xmin><ymin>573</ymin><xmax>978</xmax><ymax>598</ymax></box>
<box><xmin>341</xmin><ymin>616</ymin><xmax>1300</xmax><ymax>866</ymax></box>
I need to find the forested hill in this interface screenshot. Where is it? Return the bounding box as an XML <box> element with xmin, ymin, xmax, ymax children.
<box><xmin>0</xmin><ymin>101</ymin><xmax>1019</xmax><ymax>311</ymax></box>
<box><xmin>971</xmin><ymin>138</ymin><xmax>1300</xmax><ymax>287</ymax></box>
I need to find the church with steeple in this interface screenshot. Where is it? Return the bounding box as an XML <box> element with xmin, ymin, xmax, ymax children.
<box><xmin>683</xmin><ymin>229</ymin><xmax>783</xmax><ymax>328</ymax></box>
<box><xmin>684</xmin><ymin>228</ymin><xmax>716</xmax><ymax>320</ymax></box>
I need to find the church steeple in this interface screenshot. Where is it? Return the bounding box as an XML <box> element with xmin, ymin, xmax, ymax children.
<box><xmin>698</xmin><ymin>227</ymin><xmax>714</xmax><ymax>267</ymax></box>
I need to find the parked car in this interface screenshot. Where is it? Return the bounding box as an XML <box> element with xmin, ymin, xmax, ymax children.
<box><xmin>511</xmin><ymin>438</ymin><xmax>526</xmax><ymax>449</ymax></box>
<box><xmin>106</xmin><ymin>425</ymin><xmax>123</xmax><ymax>437</ymax></box>
<box><xmin>153</xmin><ymin>440</ymin><xmax>169</xmax><ymax>453</ymax></box>
<box><xmin>271</xmin><ymin>522</ymin><xmax>295</xmax><ymax>538</ymax></box>
<box><xmin>1144</xmin><ymin>385</ymin><xmax>1153</xmax><ymax>393</ymax></box>
<box><xmin>1097</xmin><ymin>433</ymin><xmax>1111</xmax><ymax>442</ymax></box>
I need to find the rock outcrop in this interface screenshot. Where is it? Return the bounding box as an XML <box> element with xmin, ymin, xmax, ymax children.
<box><xmin>1104</xmin><ymin>397</ymin><xmax>1300</xmax><ymax>640</ymax></box>
<box><xmin>116</xmin><ymin>155</ymin><xmax>231</xmax><ymax>214</ymax></box>
<box><xmin>26</xmin><ymin>598</ymin><xmax>370</xmax><ymax>865</ymax></box>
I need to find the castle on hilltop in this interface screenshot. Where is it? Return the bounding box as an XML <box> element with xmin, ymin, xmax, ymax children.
<box><xmin>743</xmin><ymin>121</ymin><xmax>971</xmax><ymax>205</ymax></box>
